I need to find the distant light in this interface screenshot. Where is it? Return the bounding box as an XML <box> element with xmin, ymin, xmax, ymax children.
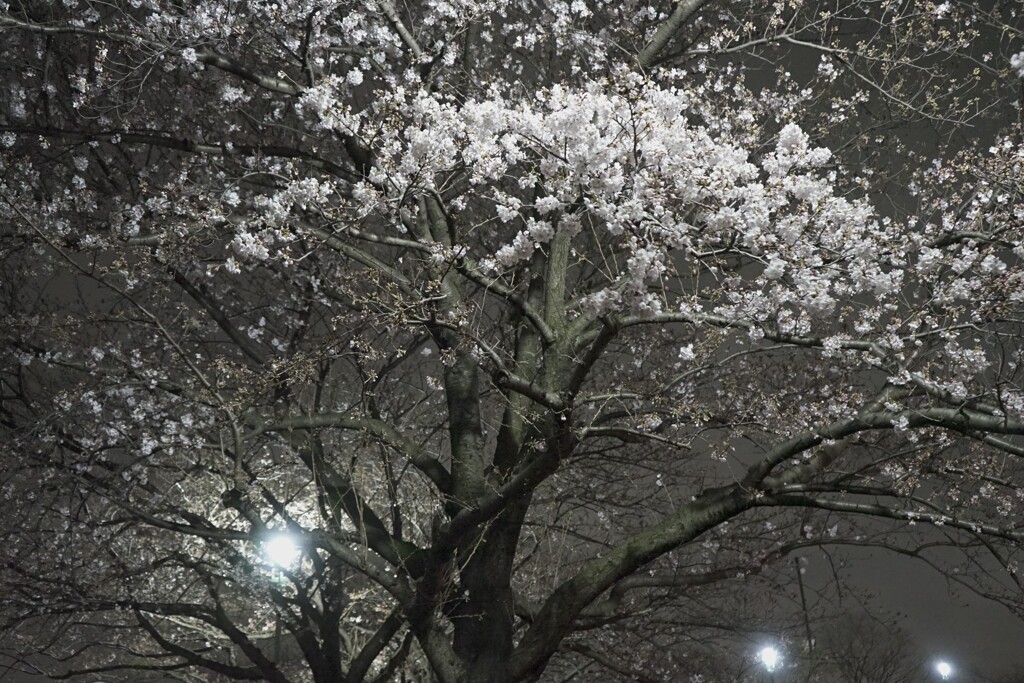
<box><xmin>264</xmin><ymin>533</ymin><xmax>300</xmax><ymax>568</ymax></box>
<box><xmin>935</xmin><ymin>661</ymin><xmax>953</xmax><ymax>679</ymax></box>
<box><xmin>758</xmin><ymin>646</ymin><xmax>781</xmax><ymax>672</ymax></box>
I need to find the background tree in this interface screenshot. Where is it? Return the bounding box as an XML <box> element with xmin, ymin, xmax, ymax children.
<box><xmin>804</xmin><ymin>611</ymin><xmax>922</xmax><ymax>683</ymax></box>
<box><xmin>2</xmin><ymin>1</ymin><xmax>1024</xmax><ymax>682</ymax></box>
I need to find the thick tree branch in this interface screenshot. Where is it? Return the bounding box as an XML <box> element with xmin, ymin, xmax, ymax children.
<box><xmin>636</xmin><ymin>0</ymin><xmax>709</xmax><ymax>69</ymax></box>
<box><xmin>195</xmin><ymin>49</ymin><xmax>302</xmax><ymax>96</ymax></box>
<box><xmin>510</xmin><ymin>484</ymin><xmax>752</xmax><ymax>679</ymax></box>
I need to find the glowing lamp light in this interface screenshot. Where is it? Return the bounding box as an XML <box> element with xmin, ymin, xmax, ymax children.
<box><xmin>935</xmin><ymin>661</ymin><xmax>953</xmax><ymax>680</ymax></box>
<box><xmin>758</xmin><ymin>646</ymin><xmax>781</xmax><ymax>673</ymax></box>
<box><xmin>264</xmin><ymin>533</ymin><xmax>301</xmax><ymax>568</ymax></box>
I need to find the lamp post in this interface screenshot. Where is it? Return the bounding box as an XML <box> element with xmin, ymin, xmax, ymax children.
<box><xmin>758</xmin><ymin>646</ymin><xmax>781</xmax><ymax>682</ymax></box>
<box><xmin>263</xmin><ymin>533</ymin><xmax>301</xmax><ymax>665</ymax></box>
<box><xmin>264</xmin><ymin>533</ymin><xmax>301</xmax><ymax>568</ymax></box>
<box><xmin>935</xmin><ymin>660</ymin><xmax>953</xmax><ymax>680</ymax></box>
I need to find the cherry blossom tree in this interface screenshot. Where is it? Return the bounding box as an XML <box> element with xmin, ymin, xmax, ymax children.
<box><xmin>2</xmin><ymin>1</ymin><xmax>1024</xmax><ymax>681</ymax></box>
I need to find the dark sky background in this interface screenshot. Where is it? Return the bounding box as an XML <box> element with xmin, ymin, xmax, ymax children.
<box><xmin>855</xmin><ymin>553</ymin><xmax>1024</xmax><ymax>678</ymax></box>
<box><xmin>797</xmin><ymin>546</ymin><xmax>1024</xmax><ymax>680</ymax></box>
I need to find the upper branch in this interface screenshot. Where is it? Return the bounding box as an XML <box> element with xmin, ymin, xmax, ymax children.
<box><xmin>195</xmin><ymin>49</ymin><xmax>302</xmax><ymax>96</ymax></box>
<box><xmin>636</xmin><ymin>0</ymin><xmax>709</xmax><ymax>70</ymax></box>
<box><xmin>756</xmin><ymin>493</ymin><xmax>1024</xmax><ymax>543</ymax></box>
<box><xmin>258</xmin><ymin>413</ymin><xmax>451</xmax><ymax>494</ymax></box>
<box><xmin>0</xmin><ymin>126</ymin><xmax>357</xmax><ymax>181</ymax></box>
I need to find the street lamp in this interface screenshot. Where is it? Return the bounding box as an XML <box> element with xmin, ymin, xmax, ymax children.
<box><xmin>758</xmin><ymin>645</ymin><xmax>781</xmax><ymax>681</ymax></box>
<box><xmin>262</xmin><ymin>532</ymin><xmax>301</xmax><ymax>665</ymax></box>
<box><xmin>758</xmin><ymin>646</ymin><xmax>780</xmax><ymax>672</ymax></box>
<box><xmin>263</xmin><ymin>532</ymin><xmax>301</xmax><ymax>569</ymax></box>
<box><xmin>935</xmin><ymin>660</ymin><xmax>953</xmax><ymax>680</ymax></box>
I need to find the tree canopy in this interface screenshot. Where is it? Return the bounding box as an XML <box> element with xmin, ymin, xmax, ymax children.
<box><xmin>2</xmin><ymin>1</ymin><xmax>1024</xmax><ymax>681</ymax></box>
